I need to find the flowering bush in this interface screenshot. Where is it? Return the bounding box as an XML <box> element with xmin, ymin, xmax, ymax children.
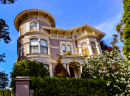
<box><xmin>81</xmin><ymin>49</ymin><xmax>130</xmax><ymax>95</ymax></box>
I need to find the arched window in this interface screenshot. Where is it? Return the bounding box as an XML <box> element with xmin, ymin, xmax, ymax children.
<box><xmin>67</xmin><ymin>45</ymin><xmax>71</xmax><ymax>51</ymax></box>
<box><xmin>30</xmin><ymin>39</ymin><xmax>38</xmax><ymax>53</ymax></box>
<box><xmin>90</xmin><ymin>42</ymin><xmax>97</xmax><ymax>55</ymax></box>
<box><xmin>81</xmin><ymin>43</ymin><xmax>89</xmax><ymax>56</ymax></box>
<box><xmin>30</xmin><ymin>22</ymin><xmax>37</xmax><ymax>30</ymax></box>
<box><xmin>19</xmin><ymin>44</ymin><xmax>22</xmax><ymax>57</ymax></box>
<box><xmin>43</xmin><ymin>64</ymin><xmax>49</xmax><ymax>70</ymax></box>
<box><xmin>61</xmin><ymin>44</ymin><xmax>66</xmax><ymax>52</ymax></box>
<box><xmin>40</xmin><ymin>40</ymin><xmax>48</xmax><ymax>54</ymax></box>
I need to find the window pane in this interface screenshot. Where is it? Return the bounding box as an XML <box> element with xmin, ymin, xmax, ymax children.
<box><xmin>40</xmin><ymin>40</ymin><xmax>47</xmax><ymax>46</ymax></box>
<box><xmin>30</xmin><ymin>22</ymin><xmax>37</xmax><ymax>30</ymax></box>
<box><xmin>30</xmin><ymin>46</ymin><xmax>38</xmax><ymax>53</ymax></box>
<box><xmin>19</xmin><ymin>44</ymin><xmax>22</xmax><ymax>57</ymax></box>
<box><xmin>62</xmin><ymin>44</ymin><xmax>66</xmax><ymax>52</ymax></box>
<box><xmin>67</xmin><ymin>45</ymin><xmax>71</xmax><ymax>51</ymax></box>
<box><xmin>31</xmin><ymin>22</ymin><xmax>37</xmax><ymax>26</ymax></box>
<box><xmin>40</xmin><ymin>46</ymin><xmax>47</xmax><ymax>54</ymax></box>
<box><xmin>81</xmin><ymin>43</ymin><xmax>89</xmax><ymax>55</ymax></box>
<box><xmin>90</xmin><ymin>42</ymin><xmax>97</xmax><ymax>55</ymax></box>
<box><xmin>43</xmin><ymin>64</ymin><xmax>49</xmax><ymax>70</ymax></box>
<box><xmin>30</xmin><ymin>39</ymin><xmax>38</xmax><ymax>45</ymax></box>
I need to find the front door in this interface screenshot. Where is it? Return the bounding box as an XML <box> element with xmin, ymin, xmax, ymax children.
<box><xmin>69</xmin><ymin>67</ymin><xmax>75</xmax><ymax>77</ymax></box>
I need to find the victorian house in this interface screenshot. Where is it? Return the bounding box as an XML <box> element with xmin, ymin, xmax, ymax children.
<box><xmin>14</xmin><ymin>9</ymin><xmax>106</xmax><ymax>78</ymax></box>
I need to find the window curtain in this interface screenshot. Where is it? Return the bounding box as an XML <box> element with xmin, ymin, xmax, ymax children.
<box><xmin>30</xmin><ymin>39</ymin><xmax>38</xmax><ymax>53</ymax></box>
<box><xmin>81</xmin><ymin>43</ymin><xmax>89</xmax><ymax>55</ymax></box>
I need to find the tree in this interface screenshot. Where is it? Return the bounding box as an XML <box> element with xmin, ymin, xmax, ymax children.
<box><xmin>0</xmin><ymin>71</ymin><xmax>9</xmax><ymax>89</ymax></box>
<box><xmin>0</xmin><ymin>19</ymin><xmax>11</xmax><ymax>62</ymax></box>
<box><xmin>54</xmin><ymin>54</ymin><xmax>70</xmax><ymax>78</ymax></box>
<box><xmin>100</xmin><ymin>40</ymin><xmax>112</xmax><ymax>52</ymax></box>
<box><xmin>0</xmin><ymin>0</ymin><xmax>17</xmax><ymax>62</ymax></box>
<box><xmin>0</xmin><ymin>0</ymin><xmax>16</xmax><ymax>4</ymax></box>
<box><xmin>110</xmin><ymin>34</ymin><xmax>119</xmax><ymax>51</ymax></box>
<box><xmin>122</xmin><ymin>0</ymin><xmax>130</xmax><ymax>59</ymax></box>
<box><xmin>116</xmin><ymin>20</ymin><xmax>124</xmax><ymax>42</ymax></box>
<box><xmin>10</xmin><ymin>59</ymin><xmax>50</xmax><ymax>92</ymax></box>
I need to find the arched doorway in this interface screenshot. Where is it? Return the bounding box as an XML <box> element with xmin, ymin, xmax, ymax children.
<box><xmin>69</xmin><ymin>67</ymin><xmax>75</xmax><ymax>77</ymax></box>
<box><xmin>69</xmin><ymin>62</ymin><xmax>80</xmax><ymax>78</ymax></box>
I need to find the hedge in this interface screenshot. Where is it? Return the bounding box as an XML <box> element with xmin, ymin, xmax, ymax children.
<box><xmin>30</xmin><ymin>76</ymin><xmax>108</xmax><ymax>96</ymax></box>
<box><xmin>0</xmin><ymin>89</ymin><xmax>14</xmax><ymax>96</ymax></box>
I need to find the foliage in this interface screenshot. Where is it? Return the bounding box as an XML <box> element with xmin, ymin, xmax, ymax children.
<box><xmin>54</xmin><ymin>54</ymin><xmax>70</xmax><ymax>78</ymax></box>
<box><xmin>122</xmin><ymin>0</ymin><xmax>130</xmax><ymax>59</ymax></box>
<box><xmin>0</xmin><ymin>19</ymin><xmax>11</xmax><ymax>43</ymax></box>
<box><xmin>0</xmin><ymin>19</ymin><xmax>11</xmax><ymax>62</ymax></box>
<box><xmin>81</xmin><ymin>49</ymin><xmax>130</xmax><ymax>95</ymax></box>
<box><xmin>66</xmin><ymin>51</ymin><xmax>71</xmax><ymax>55</ymax></box>
<box><xmin>0</xmin><ymin>53</ymin><xmax>5</xmax><ymax>63</ymax></box>
<box><xmin>100</xmin><ymin>40</ymin><xmax>112</xmax><ymax>52</ymax></box>
<box><xmin>30</xmin><ymin>76</ymin><xmax>108</xmax><ymax>96</ymax></box>
<box><xmin>116</xmin><ymin>20</ymin><xmax>124</xmax><ymax>42</ymax></box>
<box><xmin>110</xmin><ymin>34</ymin><xmax>119</xmax><ymax>51</ymax></box>
<box><xmin>0</xmin><ymin>89</ymin><xmax>14</xmax><ymax>96</ymax></box>
<box><xmin>10</xmin><ymin>59</ymin><xmax>50</xmax><ymax>92</ymax></box>
<box><xmin>0</xmin><ymin>0</ymin><xmax>16</xmax><ymax>4</ymax></box>
<box><xmin>0</xmin><ymin>71</ymin><xmax>9</xmax><ymax>89</ymax></box>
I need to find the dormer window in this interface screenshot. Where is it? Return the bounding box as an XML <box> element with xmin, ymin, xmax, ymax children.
<box><xmin>30</xmin><ymin>22</ymin><xmax>37</xmax><ymax>30</ymax></box>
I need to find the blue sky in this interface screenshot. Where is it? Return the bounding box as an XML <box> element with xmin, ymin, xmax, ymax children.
<box><xmin>0</xmin><ymin>0</ymin><xmax>123</xmax><ymax>86</ymax></box>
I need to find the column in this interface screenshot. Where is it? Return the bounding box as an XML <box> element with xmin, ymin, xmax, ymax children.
<box><xmin>63</xmin><ymin>63</ymin><xmax>66</xmax><ymax>69</ymax></box>
<box><xmin>96</xmin><ymin>43</ymin><xmax>101</xmax><ymax>54</ymax></box>
<box><xmin>38</xmin><ymin>39</ymin><xmax>40</xmax><ymax>53</ymax></box>
<box><xmin>78</xmin><ymin>45</ymin><xmax>82</xmax><ymax>55</ymax></box>
<box><xmin>49</xmin><ymin>63</ymin><xmax>53</xmax><ymax>77</ymax></box>
<box><xmin>87</xmin><ymin>40</ymin><xmax>93</xmax><ymax>55</ymax></box>
<box><xmin>80</xmin><ymin>65</ymin><xmax>82</xmax><ymax>73</ymax></box>
<box><xmin>15</xmin><ymin>76</ymin><xmax>31</xmax><ymax>96</ymax></box>
<box><xmin>67</xmin><ymin>64</ymin><xmax>70</xmax><ymax>75</ymax></box>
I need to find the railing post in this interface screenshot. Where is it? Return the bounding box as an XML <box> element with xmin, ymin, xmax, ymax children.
<box><xmin>15</xmin><ymin>76</ymin><xmax>30</xmax><ymax>96</ymax></box>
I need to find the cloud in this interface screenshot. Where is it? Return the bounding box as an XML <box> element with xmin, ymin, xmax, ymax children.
<box><xmin>95</xmin><ymin>14</ymin><xmax>122</xmax><ymax>40</ymax></box>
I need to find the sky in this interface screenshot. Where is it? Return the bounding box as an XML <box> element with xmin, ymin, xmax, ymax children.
<box><xmin>0</xmin><ymin>0</ymin><xmax>123</xmax><ymax>86</ymax></box>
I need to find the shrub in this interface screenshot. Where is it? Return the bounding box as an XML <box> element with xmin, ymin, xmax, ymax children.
<box><xmin>81</xmin><ymin>49</ymin><xmax>130</xmax><ymax>95</ymax></box>
<box><xmin>0</xmin><ymin>89</ymin><xmax>14</xmax><ymax>96</ymax></box>
<box><xmin>54</xmin><ymin>55</ymin><xmax>70</xmax><ymax>78</ymax></box>
<box><xmin>30</xmin><ymin>76</ymin><xmax>108</xmax><ymax>96</ymax></box>
<box><xmin>66</xmin><ymin>51</ymin><xmax>71</xmax><ymax>55</ymax></box>
<box><xmin>10</xmin><ymin>59</ymin><xmax>50</xmax><ymax>93</ymax></box>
